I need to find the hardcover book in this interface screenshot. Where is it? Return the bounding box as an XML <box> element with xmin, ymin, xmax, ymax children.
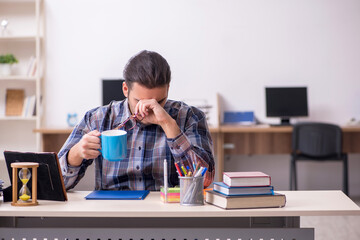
<box><xmin>5</xmin><ymin>89</ymin><xmax>25</xmax><ymax>116</ymax></box>
<box><xmin>223</xmin><ymin>171</ymin><xmax>271</xmax><ymax>187</ymax></box>
<box><xmin>205</xmin><ymin>190</ymin><xmax>286</xmax><ymax>209</ymax></box>
<box><xmin>213</xmin><ymin>182</ymin><xmax>274</xmax><ymax>196</ymax></box>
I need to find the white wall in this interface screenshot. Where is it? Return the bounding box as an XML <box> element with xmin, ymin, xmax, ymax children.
<box><xmin>2</xmin><ymin>0</ymin><xmax>355</xmax><ymax>194</ymax></box>
<box><xmin>44</xmin><ymin>0</ymin><xmax>360</xmax><ymax>127</ymax></box>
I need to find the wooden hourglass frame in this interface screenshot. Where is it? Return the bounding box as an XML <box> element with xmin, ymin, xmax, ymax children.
<box><xmin>11</xmin><ymin>162</ymin><xmax>39</xmax><ymax>206</ymax></box>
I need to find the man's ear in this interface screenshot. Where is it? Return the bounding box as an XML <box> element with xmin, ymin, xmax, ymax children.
<box><xmin>123</xmin><ymin>81</ymin><xmax>129</xmax><ymax>98</ymax></box>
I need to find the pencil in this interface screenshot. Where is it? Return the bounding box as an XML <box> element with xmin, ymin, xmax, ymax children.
<box><xmin>174</xmin><ymin>162</ymin><xmax>183</xmax><ymax>176</ymax></box>
<box><xmin>181</xmin><ymin>165</ymin><xmax>187</xmax><ymax>176</ymax></box>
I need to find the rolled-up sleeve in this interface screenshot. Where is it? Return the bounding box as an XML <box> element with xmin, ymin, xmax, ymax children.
<box><xmin>167</xmin><ymin>106</ymin><xmax>215</xmax><ymax>188</ymax></box>
<box><xmin>58</xmin><ymin>112</ymin><xmax>93</xmax><ymax>190</ymax></box>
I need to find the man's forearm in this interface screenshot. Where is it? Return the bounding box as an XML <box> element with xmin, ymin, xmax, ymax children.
<box><xmin>161</xmin><ymin>117</ymin><xmax>181</xmax><ymax>138</ymax></box>
<box><xmin>67</xmin><ymin>143</ymin><xmax>84</xmax><ymax>167</ymax></box>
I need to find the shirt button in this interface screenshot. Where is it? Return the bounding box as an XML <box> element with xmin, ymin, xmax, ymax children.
<box><xmin>139</xmin><ymin>146</ymin><xmax>141</xmax><ymax>151</ymax></box>
<box><xmin>136</xmin><ymin>165</ymin><xmax>140</xmax><ymax>170</ymax></box>
<box><xmin>139</xmin><ymin>177</ymin><xmax>142</xmax><ymax>182</ymax></box>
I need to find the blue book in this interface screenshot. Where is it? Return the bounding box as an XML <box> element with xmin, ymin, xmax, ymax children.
<box><xmin>213</xmin><ymin>182</ymin><xmax>274</xmax><ymax>196</ymax></box>
<box><xmin>223</xmin><ymin>111</ymin><xmax>255</xmax><ymax>125</ymax></box>
<box><xmin>85</xmin><ymin>190</ymin><xmax>150</xmax><ymax>200</ymax></box>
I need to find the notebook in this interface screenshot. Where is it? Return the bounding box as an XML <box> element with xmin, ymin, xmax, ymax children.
<box><xmin>85</xmin><ymin>190</ymin><xmax>150</xmax><ymax>200</ymax></box>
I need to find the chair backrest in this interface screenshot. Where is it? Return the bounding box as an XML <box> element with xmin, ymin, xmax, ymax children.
<box><xmin>292</xmin><ymin>122</ymin><xmax>342</xmax><ymax>158</ymax></box>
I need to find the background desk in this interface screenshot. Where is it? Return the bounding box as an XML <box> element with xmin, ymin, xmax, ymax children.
<box><xmin>34</xmin><ymin>128</ymin><xmax>73</xmax><ymax>153</ymax></box>
<box><xmin>35</xmin><ymin>126</ymin><xmax>360</xmax><ymax>182</ymax></box>
<box><xmin>216</xmin><ymin>125</ymin><xmax>360</xmax><ymax>181</ymax></box>
<box><xmin>1</xmin><ymin>191</ymin><xmax>359</xmax><ymax>239</ymax></box>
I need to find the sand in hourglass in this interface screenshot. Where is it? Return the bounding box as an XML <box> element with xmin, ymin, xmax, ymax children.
<box><xmin>19</xmin><ymin>178</ymin><xmax>31</xmax><ymax>201</ymax></box>
<box><xmin>19</xmin><ymin>168</ymin><xmax>31</xmax><ymax>202</ymax></box>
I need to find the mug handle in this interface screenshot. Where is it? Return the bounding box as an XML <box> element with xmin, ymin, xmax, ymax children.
<box><xmin>98</xmin><ymin>135</ymin><xmax>102</xmax><ymax>154</ymax></box>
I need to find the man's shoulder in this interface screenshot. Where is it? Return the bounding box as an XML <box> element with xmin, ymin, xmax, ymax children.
<box><xmin>166</xmin><ymin>99</ymin><xmax>206</xmax><ymax>118</ymax></box>
<box><xmin>165</xmin><ymin>99</ymin><xmax>183</xmax><ymax>109</ymax></box>
<box><xmin>166</xmin><ymin>99</ymin><xmax>190</xmax><ymax>112</ymax></box>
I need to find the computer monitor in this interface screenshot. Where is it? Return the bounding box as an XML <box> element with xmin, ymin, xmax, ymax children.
<box><xmin>265</xmin><ymin>87</ymin><xmax>308</xmax><ymax>125</ymax></box>
<box><xmin>102</xmin><ymin>79</ymin><xmax>126</xmax><ymax>105</ymax></box>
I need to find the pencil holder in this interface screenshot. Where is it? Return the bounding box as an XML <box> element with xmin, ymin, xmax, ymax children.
<box><xmin>179</xmin><ymin>176</ymin><xmax>204</xmax><ymax>206</ymax></box>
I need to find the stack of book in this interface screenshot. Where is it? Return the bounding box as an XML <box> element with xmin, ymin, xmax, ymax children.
<box><xmin>205</xmin><ymin>171</ymin><xmax>286</xmax><ymax>209</ymax></box>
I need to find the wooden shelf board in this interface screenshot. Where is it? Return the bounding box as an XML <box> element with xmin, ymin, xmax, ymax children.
<box><xmin>0</xmin><ymin>0</ymin><xmax>36</xmax><ymax>3</ymax></box>
<box><xmin>0</xmin><ymin>116</ymin><xmax>36</xmax><ymax>121</ymax></box>
<box><xmin>0</xmin><ymin>76</ymin><xmax>37</xmax><ymax>81</ymax></box>
<box><xmin>0</xmin><ymin>36</ymin><xmax>37</xmax><ymax>41</ymax></box>
<box><xmin>33</xmin><ymin>128</ymin><xmax>74</xmax><ymax>134</ymax></box>
<box><xmin>341</xmin><ymin>126</ymin><xmax>360</xmax><ymax>132</ymax></box>
<box><xmin>220</xmin><ymin>124</ymin><xmax>293</xmax><ymax>133</ymax></box>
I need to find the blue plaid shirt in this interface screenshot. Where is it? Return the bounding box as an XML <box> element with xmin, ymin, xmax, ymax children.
<box><xmin>58</xmin><ymin>99</ymin><xmax>215</xmax><ymax>191</ymax></box>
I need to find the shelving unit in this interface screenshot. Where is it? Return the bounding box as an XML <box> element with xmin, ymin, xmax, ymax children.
<box><xmin>0</xmin><ymin>0</ymin><xmax>44</xmax><ymax>159</ymax></box>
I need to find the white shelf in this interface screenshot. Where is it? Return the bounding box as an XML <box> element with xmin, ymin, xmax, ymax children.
<box><xmin>0</xmin><ymin>116</ymin><xmax>37</xmax><ymax>121</ymax></box>
<box><xmin>0</xmin><ymin>36</ymin><xmax>37</xmax><ymax>41</ymax></box>
<box><xmin>0</xmin><ymin>76</ymin><xmax>36</xmax><ymax>81</ymax></box>
<box><xmin>0</xmin><ymin>0</ymin><xmax>35</xmax><ymax>3</ymax></box>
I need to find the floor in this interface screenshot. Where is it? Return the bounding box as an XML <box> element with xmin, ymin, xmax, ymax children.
<box><xmin>301</xmin><ymin>197</ymin><xmax>360</xmax><ymax>240</ymax></box>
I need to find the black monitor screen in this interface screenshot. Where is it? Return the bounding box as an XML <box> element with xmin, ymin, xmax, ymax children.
<box><xmin>102</xmin><ymin>79</ymin><xmax>126</xmax><ymax>105</ymax></box>
<box><xmin>266</xmin><ymin>87</ymin><xmax>308</xmax><ymax>125</ymax></box>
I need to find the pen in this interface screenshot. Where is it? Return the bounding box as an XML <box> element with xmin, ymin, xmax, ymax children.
<box><xmin>201</xmin><ymin>167</ymin><xmax>207</xmax><ymax>176</ymax></box>
<box><xmin>181</xmin><ymin>165</ymin><xmax>187</xmax><ymax>176</ymax></box>
<box><xmin>194</xmin><ymin>167</ymin><xmax>203</xmax><ymax>177</ymax></box>
<box><xmin>164</xmin><ymin>159</ymin><xmax>168</xmax><ymax>203</ymax></box>
<box><xmin>174</xmin><ymin>162</ymin><xmax>183</xmax><ymax>177</ymax></box>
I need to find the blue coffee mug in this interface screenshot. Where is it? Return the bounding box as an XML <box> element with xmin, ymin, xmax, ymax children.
<box><xmin>100</xmin><ymin>130</ymin><xmax>127</xmax><ymax>161</ymax></box>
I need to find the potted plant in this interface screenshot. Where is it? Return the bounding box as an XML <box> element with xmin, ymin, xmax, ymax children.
<box><xmin>0</xmin><ymin>54</ymin><xmax>18</xmax><ymax>76</ymax></box>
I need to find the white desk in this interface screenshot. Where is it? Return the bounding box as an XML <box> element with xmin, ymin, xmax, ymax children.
<box><xmin>1</xmin><ymin>190</ymin><xmax>359</xmax><ymax>240</ymax></box>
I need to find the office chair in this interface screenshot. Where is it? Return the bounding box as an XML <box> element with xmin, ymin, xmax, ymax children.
<box><xmin>289</xmin><ymin>122</ymin><xmax>349</xmax><ymax>195</ymax></box>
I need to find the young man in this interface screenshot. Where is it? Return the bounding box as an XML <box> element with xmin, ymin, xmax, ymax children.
<box><xmin>58</xmin><ymin>50</ymin><xmax>215</xmax><ymax>191</ymax></box>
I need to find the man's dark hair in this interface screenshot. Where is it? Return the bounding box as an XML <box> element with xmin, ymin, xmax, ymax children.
<box><xmin>123</xmin><ymin>50</ymin><xmax>171</xmax><ymax>89</ymax></box>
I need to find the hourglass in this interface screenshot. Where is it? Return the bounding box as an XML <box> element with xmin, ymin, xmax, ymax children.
<box><xmin>11</xmin><ymin>162</ymin><xmax>39</xmax><ymax>206</ymax></box>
